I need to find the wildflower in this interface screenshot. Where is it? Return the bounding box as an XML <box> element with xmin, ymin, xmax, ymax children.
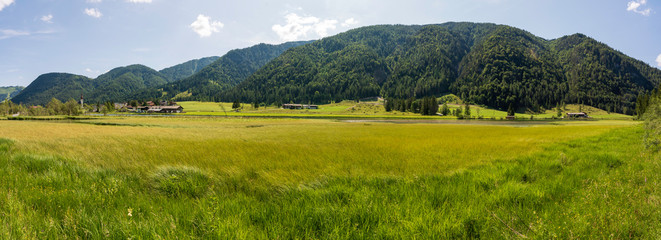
<box><xmin>128</xmin><ymin>208</ymin><xmax>133</xmax><ymax>217</ymax></box>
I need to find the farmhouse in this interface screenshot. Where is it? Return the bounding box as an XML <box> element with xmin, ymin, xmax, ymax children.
<box><xmin>282</xmin><ymin>104</ymin><xmax>303</xmax><ymax>109</ymax></box>
<box><xmin>566</xmin><ymin>112</ymin><xmax>589</xmax><ymax>118</ymax></box>
<box><xmin>282</xmin><ymin>104</ymin><xmax>319</xmax><ymax>110</ymax></box>
<box><xmin>146</xmin><ymin>105</ymin><xmax>184</xmax><ymax>113</ymax></box>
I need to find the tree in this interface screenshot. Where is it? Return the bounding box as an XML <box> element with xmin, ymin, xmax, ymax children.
<box><xmin>63</xmin><ymin>99</ymin><xmax>81</xmax><ymax>116</ymax></box>
<box><xmin>105</xmin><ymin>102</ymin><xmax>115</xmax><ymax>113</ymax></box>
<box><xmin>101</xmin><ymin>105</ymin><xmax>110</xmax><ymax>116</ymax></box>
<box><xmin>507</xmin><ymin>104</ymin><xmax>515</xmax><ymax>117</ymax></box>
<box><xmin>464</xmin><ymin>102</ymin><xmax>471</xmax><ymax>118</ymax></box>
<box><xmin>253</xmin><ymin>101</ymin><xmax>259</xmax><ymax>109</ymax></box>
<box><xmin>430</xmin><ymin>97</ymin><xmax>438</xmax><ymax>115</ymax></box>
<box><xmin>46</xmin><ymin>98</ymin><xmax>63</xmax><ymax>115</ymax></box>
<box><xmin>232</xmin><ymin>100</ymin><xmax>241</xmax><ymax>109</ymax></box>
<box><xmin>441</xmin><ymin>103</ymin><xmax>450</xmax><ymax>116</ymax></box>
<box><xmin>384</xmin><ymin>99</ymin><xmax>392</xmax><ymax>112</ymax></box>
<box><xmin>455</xmin><ymin>107</ymin><xmax>463</xmax><ymax>119</ymax></box>
<box><xmin>556</xmin><ymin>103</ymin><xmax>563</xmax><ymax>117</ymax></box>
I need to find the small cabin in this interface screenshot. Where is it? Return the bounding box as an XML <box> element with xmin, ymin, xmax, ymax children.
<box><xmin>282</xmin><ymin>104</ymin><xmax>303</xmax><ymax>109</ymax></box>
<box><xmin>150</xmin><ymin>105</ymin><xmax>183</xmax><ymax>113</ymax></box>
<box><xmin>566</xmin><ymin>112</ymin><xmax>589</xmax><ymax>118</ymax></box>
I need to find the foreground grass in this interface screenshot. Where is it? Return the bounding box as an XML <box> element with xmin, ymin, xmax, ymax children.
<box><xmin>0</xmin><ymin>118</ymin><xmax>657</xmax><ymax>238</ymax></box>
<box><xmin>0</xmin><ymin>118</ymin><xmax>633</xmax><ymax>184</ymax></box>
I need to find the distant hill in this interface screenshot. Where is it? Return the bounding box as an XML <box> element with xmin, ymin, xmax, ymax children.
<box><xmin>11</xmin><ymin>73</ymin><xmax>94</xmax><ymax>106</ymax></box>
<box><xmin>224</xmin><ymin>22</ymin><xmax>661</xmax><ymax>114</ymax></box>
<box><xmin>130</xmin><ymin>41</ymin><xmax>313</xmax><ymax>101</ymax></box>
<box><xmin>11</xmin><ymin>59</ymin><xmax>215</xmax><ymax>106</ymax></box>
<box><xmin>159</xmin><ymin>56</ymin><xmax>220</xmax><ymax>82</ymax></box>
<box><xmin>90</xmin><ymin>64</ymin><xmax>171</xmax><ymax>103</ymax></box>
<box><xmin>0</xmin><ymin>86</ymin><xmax>24</xmax><ymax>101</ymax></box>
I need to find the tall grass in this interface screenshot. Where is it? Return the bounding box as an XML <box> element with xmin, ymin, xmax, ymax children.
<box><xmin>0</xmin><ymin>118</ymin><xmax>634</xmax><ymax>184</ymax></box>
<box><xmin>0</xmin><ymin>123</ymin><xmax>657</xmax><ymax>238</ymax></box>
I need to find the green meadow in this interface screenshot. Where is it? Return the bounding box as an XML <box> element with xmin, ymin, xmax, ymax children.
<box><xmin>0</xmin><ymin>117</ymin><xmax>657</xmax><ymax>238</ymax></box>
<box><xmin>175</xmin><ymin>101</ymin><xmax>633</xmax><ymax>120</ymax></box>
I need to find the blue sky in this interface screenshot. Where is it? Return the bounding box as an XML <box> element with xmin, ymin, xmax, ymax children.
<box><xmin>0</xmin><ymin>0</ymin><xmax>659</xmax><ymax>87</ymax></box>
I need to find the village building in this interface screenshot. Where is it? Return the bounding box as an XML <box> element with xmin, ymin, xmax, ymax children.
<box><xmin>146</xmin><ymin>105</ymin><xmax>184</xmax><ymax>113</ymax></box>
<box><xmin>566</xmin><ymin>112</ymin><xmax>589</xmax><ymax>118</ymax></box>
<box><xmin>282</xmin><ymin>104</ymin><xmax>319</xmax><ymax>110</ymax></box>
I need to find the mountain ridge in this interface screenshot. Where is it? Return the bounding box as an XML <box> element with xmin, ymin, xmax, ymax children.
<box><xmin>223</xmin><ymin>22</ymin><xmax>661</xmax><ymax>114</ymax></box>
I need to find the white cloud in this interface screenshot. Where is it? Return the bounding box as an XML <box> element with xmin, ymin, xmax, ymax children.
<box><xmin>341</xmin><ymin>18</ymin><xmax>358</xmax><ymax>27</ymax></box>
<box><xmin>126</xmin><ymin>0</ymin><xmax>152</xmax><ymax>3</ymax></box>
<box><xmin>190</xmin><ymin>14</ymin><xmax>224</xmax><ymax>38</ymax></box>
<box><xmin>0</xmin><ymin>0</ymin><xmax>14</xmax><ymax>11</ymax></box>
<box><xmin>0</xmin><ymin>29</ymin><xmax>55</xmax><ymax>40</ymax></box>
<box><xmin>41</xmin><ymin>14</ymin><xmax>54</xmax><ymax>23</ymax></box>
<box><xmin>656</xmin><ymin>53</ymin><xmax>661</xmax><ymax>67</ymax></box>
<box><xmin>87</xmin><ymin>0</ymin><xmax>102</xmax><ymax>2</ymax></box>
<box><xmin>272</xmin><ymin>13</ymin><xmax>347</xmax><ymax>41</ymax></box>
<box><xmin>627</xmin><ymin>0</ymin><xmax>652</xmax><ymax>16</ymax></box>
<box><xmin>0</xmin><ymin>29</ymin><xmax>29</xmax><ymax>40</ymax></box>
<box><xmin>84</xmin><ymin>8</ymin><xmax>103</xmax><ymax>18</ymax></box>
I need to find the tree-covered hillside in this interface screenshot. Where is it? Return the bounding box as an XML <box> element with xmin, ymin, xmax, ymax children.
<box><xmin>224</xmin><ymin>25</ymin><xmax>421</xmax><ymax>104</ymax></box>
<box><xmin>11</xmin><ymin>73</ymin><xmax>94</xmax><ymax>106</ymax></box>
<box><xmin>159</xmin><ymin>56</ymin><xmax>219</xmax><ymax>82</ymax></box>
<box><xmin>0</xmin><ymin>86</ymin><xmax>24</xmax><ymax>101</ymax></box>
<box><xmin>222</xmin><ymin>23</ymin><xmax>661</xmax><ymax>113</ymax></box>
<box><xmin>90</xmin><ymin>64</ymin><xmax>171</xmax><ymax>103</ymax></box>
<box><xmin>551</xmin><ymin>34</ymin><xmax>661</xmax><ymax>114</ymax></box>
<box><xmin>130</xmin><ymin>41</ymin><xmax>313</xmax><ymax>102</ymax></box>
<box><xmin>453</xmin><ymin>26</ymin><xmax>567</xmax><ymax>112</ymax></box>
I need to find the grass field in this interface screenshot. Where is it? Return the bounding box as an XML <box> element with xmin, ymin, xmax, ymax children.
<box><xmin>176</xmin><ymin>101</ymin><xmax>633</xmax><ymax>120</ymax></box>
<box><xmin>0</xmin><ymin>117</ymin><xmax>656</xmax><ymax>238</ymax></box>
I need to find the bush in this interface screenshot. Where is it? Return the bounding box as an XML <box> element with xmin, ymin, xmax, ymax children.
<box><xmin>150</xmin><ymin>166</ymin><xmax>211</xmax><ymax>198</ymax></box>
<box><xmin>644</xmin><ymin>98</ymin><xmax>661</xmax><ymax>151</ymax></box>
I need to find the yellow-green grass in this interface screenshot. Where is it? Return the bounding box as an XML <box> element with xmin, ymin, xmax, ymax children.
<box><xmin>0</xmin><ymin>117</ymin><xmax>636</xmax><ymax>185</ymax></box>
<box><xmin>446</xmin><ymin>103</ymin><xmax>632</xmax><ymax>119</ymax></box>
<box><xmin>0</xmin><ymin>118</ymin><xmax>657</xmax><ymax>238</ymax></box>
<box><xmin>176</xmin><ymin>101</ymin><xmax>632</xmax><ymax>120</ymax></box>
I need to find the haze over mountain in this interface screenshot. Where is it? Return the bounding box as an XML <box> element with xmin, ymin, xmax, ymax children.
<box><xmin>0</xmin><ymin>86</ymin><xmax>24</xmax><ymax>101</ymax></box>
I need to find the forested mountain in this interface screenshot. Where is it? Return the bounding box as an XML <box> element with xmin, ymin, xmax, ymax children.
<box><xmin>12</xmin><ymin>65</ymin><xmax>170</xmax><ymax>105</ymax></box>
<box><xmin>223</xmin><ymin>22</ymin><xmax>661</xmax><ymax>113</ymax></box>
<box><xmin>11</xmin><ymin>73</ymin><xmax>94</xmax><ymax>106</ymax></box>
<box><xmin>129</xmin><ymin>41</ymin><xmax>313</xmax><ymax>101</ymax></box>
<box><xmin>551</xmin><ymin>34</ymin><xmax>661</xmax><ymax>113</ymax></box>
<box><xmin>10</xmin><ymin>22</ymin><xmax>661</xmax><ymax>113</ymax></box>
<box><xmin>0</xmin><ymin>86</ymin><xmax>24</xmax><ymax>101</ymax></box>
<box><xmin>158</xmin><ymin>56</ymin><xmax>219</xmax><ymax>82</ymax></box>
<box><xmin>90</xmin><ymin>64</ymin><xmax>171</xmax><ymax>103</ymax></box>
<box><xmin>224</xmin><ymin>25</ymin><xmax>420</xmax><ymax>103</ymax></box>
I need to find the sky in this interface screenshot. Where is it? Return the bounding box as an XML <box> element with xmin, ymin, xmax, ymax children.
<box><xmin>0</xmin><ymin>0</ymin><xmax>659</xmax><ymax>87</ymax></box>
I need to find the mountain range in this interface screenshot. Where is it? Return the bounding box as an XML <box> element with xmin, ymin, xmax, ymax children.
<box><xmin>10</xmin><ymin>22</ymin><xmax>661</xmax><ymax>114</ymax></box>
<box><xmin>0</xmin><ymin>86</ymin><xmax>24</xmax><ymax>101</ymax></box>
